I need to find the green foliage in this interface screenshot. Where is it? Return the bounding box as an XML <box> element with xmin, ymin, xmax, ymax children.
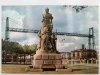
<box><xmin>2</xmin><ymin>39</ymin><xmax>37</xmax><ymax>54</ymax></box>
<box><xmin>2</xmin><ymin>39</ymin><xmax>23</xmax><ymax>54</ymax></box>
<box><xmin>22</xmin><ymin>44</ymin><xmax>37</xmax><ymax>54</ymax></box>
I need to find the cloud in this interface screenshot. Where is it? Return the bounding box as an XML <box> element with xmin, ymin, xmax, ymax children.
<box><xmin>57</xmin><ymin>35</ymin><xmax>89</xmax><ymax>51</ymax></box>
<box><xmin>18</xmin><ymin>16</ymin><xmax>25</xmax><ymax>28</ymax></box>
<box><xmin>2</xmin><ymin>9</ymin><xmax>25</xmax><ymax>40</ymax></box>
<box><xmin>19</xmin><ymin>36</ymin><xmax>38</xmax><ymax>45</ymax></box>
<box><xmin>73</xmin><ymin>36</ymin><xmax>80</xmax><ymax>40</ymax></box>
<box><xmin>64</xmin><ymin>42</ymin><xmax>74</xmax><ymax>47</ymax></box>
<box><xmin>95</xmin><ymin>46</ymin><xmax>99</xmax><ymax>51</ymax></box>
<box><xmin>2</xmin><ymin>6</ymin><xmax>99</xmax><ymax>52</ymax></box>
<box><xmin>65</xmin><ymin>7</ymin><xmax>73</xmax><ymax>16</ymax></box>
<box><xmin>57</xmin><ymin>42</ymin><xmax>75</xmax><ymax>52</ymax></box>
<box><xmin>2</xmin><ymin>9</ymin><xmax>24</xmax><ymax>28</ymax></box>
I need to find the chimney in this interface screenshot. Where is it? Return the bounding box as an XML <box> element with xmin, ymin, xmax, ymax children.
<box><xmin>82</xmin><ymin>44</ymin><xmax>85</xmax><ymax>49</ymax></box>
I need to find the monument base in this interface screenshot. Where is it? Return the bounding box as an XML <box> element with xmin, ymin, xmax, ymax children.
<box><xmin>32</xmin><ymin>51</ymin><xmax>64</xmax><ymax>71</ymax></box>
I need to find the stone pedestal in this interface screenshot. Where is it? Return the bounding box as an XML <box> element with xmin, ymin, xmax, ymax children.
<box><xmin>31</xmin><ymin>8</ymin><xmax>65</xmax><ymax>71</ymax></box>
<box><xmin>32</xmin><ymin>52</ymin><xmax>64</xmax><ymax>71</ymax></box>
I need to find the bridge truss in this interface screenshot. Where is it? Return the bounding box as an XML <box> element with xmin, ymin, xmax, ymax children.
<box><xmin>5</xmin><ymin>17</ymin><xmax>95</xmax><ymax>49</ymax></box>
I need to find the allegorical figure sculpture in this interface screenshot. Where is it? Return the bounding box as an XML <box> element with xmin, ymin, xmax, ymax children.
<box><xmin>42</xmin><ymin>8</ymin><xmax>53</xmax><ymax>25</ymax></box>
<box><xmin>37</xmin><ymin>8</ymin><xmax>57</xmax><ymax>52</ymax></box>
<box><xmin>51</xmin><ymin>32</ymin><xmax>57</xmax><ymax>51</ymax></box>
<box><xmin>33</xmin><ymin>8</ymin><xmax>63</xmax><ymax>71</ymax></box>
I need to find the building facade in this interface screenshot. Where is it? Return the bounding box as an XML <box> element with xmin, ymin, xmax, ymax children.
<box><xmin>61</xmin><ymin>45</ymin><xmax>98</xmax><ymax>64</ymax></box>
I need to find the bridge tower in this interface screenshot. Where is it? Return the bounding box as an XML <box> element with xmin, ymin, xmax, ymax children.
<box><xmin>88</xmin><ymin>27</ymin><xmax>95</xmax><ymax>49</ymax></box>
<box><xmin>5</xmin><ymin>17</ymin><xmax>9</xmax><ymax>40</ymax></box>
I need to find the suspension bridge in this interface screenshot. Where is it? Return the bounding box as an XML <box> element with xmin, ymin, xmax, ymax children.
<box><xmin>5</xmin><ymin>17</ymin><xmax>95</xmax><ymax>49</ymax></box>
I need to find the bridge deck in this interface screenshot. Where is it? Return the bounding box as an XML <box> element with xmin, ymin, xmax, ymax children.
<box><xmin>7</xmin><ymin>28</ymin><xmax>92</xmax><ymax>37</ymax></box>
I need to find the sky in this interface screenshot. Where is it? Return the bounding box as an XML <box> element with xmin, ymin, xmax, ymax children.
<box><xmin>2</xmin><ymin>5</ymin><xmax>99</xmax><ymax>52</ymax></box>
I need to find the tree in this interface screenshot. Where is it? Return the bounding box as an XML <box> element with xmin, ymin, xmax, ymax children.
<box><xmin>2</xmin><ymin>39</ymin><xmax>23</xmax><ymax>54</ymax></box>
<box><xmin>22</xmin><ymin>44</ymin><xmax>37</xmax><ymax>54</ymax></box>
<box><xmin>2</xmin><ymin>39</ymin><xmax>37</xmax><ymax>55</ymax></box>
